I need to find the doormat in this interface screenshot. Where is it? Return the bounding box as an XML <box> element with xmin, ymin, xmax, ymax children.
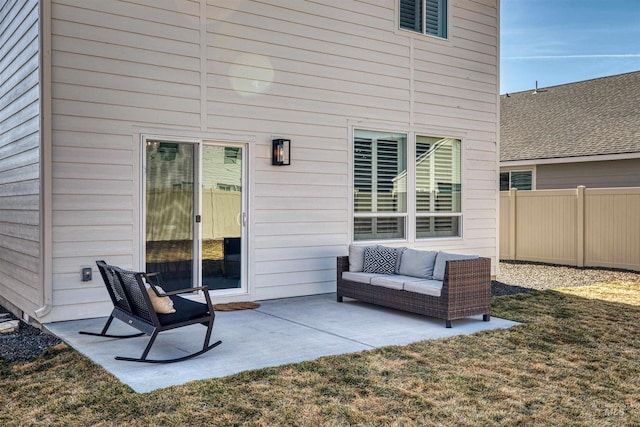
<box><xmin>213</xmin><ymin>302</ymin><xmax>261</xmax><ymax>312</ymax></box>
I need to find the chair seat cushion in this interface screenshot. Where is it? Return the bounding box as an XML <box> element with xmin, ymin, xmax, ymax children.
<box><xmin>156</xmin><ymin>295</ymin><xmax>211</xmax><ymax>326</ymax></box>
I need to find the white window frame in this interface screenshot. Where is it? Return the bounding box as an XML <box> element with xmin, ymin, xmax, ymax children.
<box><xmin>351</xmin><ymin>126</ymin><xmax>464</xmax><ymax>243</ymax></box>
<box><xmin>397</xmin><ymin>0</ymin><xmax>449</xmax><ymax>40</ymax></box>
<box><xmin>414</xmin><ymin>136</ymin><xmax>462</xmax><ymax>240</ymax></box>
<box><xmin>500</xmin><ymin>169</ymin><xmax>535</xmax><ymax>191</ymax></box>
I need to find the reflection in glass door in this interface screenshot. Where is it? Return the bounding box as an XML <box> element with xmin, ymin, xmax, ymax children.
<box><xmin>145</xmin><ymin>141</ymin><xmax>195</xmax><ymax>291</ymax></box>
<box><xmin>145</xmin><ymin>141</ymin><xmax>244</xmax><ymax>292</ymax></box>
<box><xmin>201</xmin><ymin>145</ymin><xmax>243</xmax><ymax>290</ymax></box>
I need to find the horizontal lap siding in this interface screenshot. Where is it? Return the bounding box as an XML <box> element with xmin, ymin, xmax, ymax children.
<box><xmin>411</xmin><ymin>0</ymin><xmax>499</xmax><ymax>270</ymax></box>
<box><xmin>205</xmin><ymin>0</ymin><xmax>412</xmax><ymax>299</ymax></box>
<box><xmin>0</xmin><ymin>0</ymin><xmax>42</xmax><ymax>314</ymax></box>
<box><xmin>47</xmin><ymin>0</ymin><xmax>498</xmax><ymax>318</ymax></box>
<box><xmin>537</xmin><ymin>159</ymin><xmax>640</xmax><ymax>189</ymax></box>
<box><xmin>49</xmin><ymin>0</ymin><xmax>202</xmax><ymax>320</ymax></box>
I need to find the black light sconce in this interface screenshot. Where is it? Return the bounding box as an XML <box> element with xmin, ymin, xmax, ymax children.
<box><xmin>272</xmin><ymin>139</ymin><xmax>291</xmax><ymax>166</ymax></box>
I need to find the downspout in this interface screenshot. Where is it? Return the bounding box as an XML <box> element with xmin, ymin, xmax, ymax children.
<box><xmin>494</xmin><ymin>0</ymin><xmax>501</xmax><ymax>279</ymax></box>
<box><xmin>35</xmin><ymin>0</ymin><xmax>53</xmax><ymax>319</ymax></box>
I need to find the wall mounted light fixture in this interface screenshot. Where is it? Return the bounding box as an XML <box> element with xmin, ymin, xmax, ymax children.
<box><xmin>272</xmin><ymin>139</ymin><xmax>291</xmax><ymax>165</ymax></box>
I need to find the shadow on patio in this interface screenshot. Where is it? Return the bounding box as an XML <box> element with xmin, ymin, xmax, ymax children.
<box><xmin>46</xmin><ymin>293</ymin><xmax>518</xmax><ymax>393</ymax></box>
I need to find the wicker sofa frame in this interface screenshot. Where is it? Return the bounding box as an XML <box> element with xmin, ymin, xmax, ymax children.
<box><xmin>336</xmin><ymin>255</ymin><xmax>491</xmax><ymax>328</ymax></box>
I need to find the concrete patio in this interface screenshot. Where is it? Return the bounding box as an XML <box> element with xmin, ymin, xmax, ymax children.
<box><xmin>46</xmin><ymin>293</ymin><xmax>518</xmax><ymax>393</ymax></box>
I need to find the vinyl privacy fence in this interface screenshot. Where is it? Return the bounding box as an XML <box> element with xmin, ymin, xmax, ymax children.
<box><xmin>500</xmin><ymin>186</ymin><xmax>640</xmax><ymax>271</ymax></box>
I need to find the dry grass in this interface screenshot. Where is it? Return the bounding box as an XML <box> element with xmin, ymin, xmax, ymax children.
<box><xmin>2</xmin><ymin>282</ymin><xmax>640</xmax><ymax>426</ymax></box>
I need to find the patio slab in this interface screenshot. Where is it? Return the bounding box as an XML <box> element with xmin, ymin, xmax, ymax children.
<box><xmin>45</xmin><ymin>293</ymin><xmax>519</xmax><ymax>393</ymax></box>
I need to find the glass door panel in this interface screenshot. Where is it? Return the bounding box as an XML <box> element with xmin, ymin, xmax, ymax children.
<box><xmin>145</xmin><ymin>141</ymin><xmax>195</xmax><ymax>291</ymax></box>
<box><xmin>201</xmin><ymin>145</ymin><xmax>243</xmax><ymax>290</ymax></box>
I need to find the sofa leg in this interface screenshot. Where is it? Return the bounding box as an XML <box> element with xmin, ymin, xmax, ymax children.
<box><xmin>337</xmin><ymin>295</ymin><xmax>343</xmax><ymax>303</ymax></box>
<box><xmin>445</xmin><ymin>320</ymin><xmax>452</xmax><ymax>328</ymax></box>
<box><xmin>483</xmin><ymin>314</ymin><xmax>490</xmax><ymax>322</ymax></box>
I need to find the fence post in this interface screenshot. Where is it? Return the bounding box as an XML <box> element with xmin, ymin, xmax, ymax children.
<box><xmin>509</xmin><ymin>188</ymin><xmax>517</xmax><ymax>260</ymax></box>
<box><xmin>576</xmin><ymin>185</ymin><xmax>585</xmax><ymax>267</ymax></box>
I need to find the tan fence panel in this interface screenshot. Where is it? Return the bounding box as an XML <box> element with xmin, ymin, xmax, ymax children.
<box><xmin>499</xmin><ymin>192</ymin><xmax>512</xmax><ymax>260</ymax></box>
<box><xmin>202</xmin><ymin>189</ymin><xmax>241</xmax><ymax>240</ymax></box>
<box><xmin>515</xmin><ymin>189</ymin><xmax>577</xmax><ymax>265</ymax></box>
<box><xmin>146</xmin><ymin>189</ymin><xmax>241</xmax><ymax>242</ymax></box>
<box><xmin>500</xmin><ymin>186</ymin><xmax>640</xmax><ymax>271</ymax></box>
<box><xmin>584</xmin><ymin>188</ymin><xmax>640</xmax><ymax>270</ymax></box>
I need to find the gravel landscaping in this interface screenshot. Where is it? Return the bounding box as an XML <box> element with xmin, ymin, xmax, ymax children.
<box><xmin>492</xmin><ymin>260</ymin><xmax>640</xmax><ymax>296</ymax></box>
<box><xmin>2</xmin><ymin>261</ymin><xmax>639</xmax><ymax>363</ymax></box>
<box><xmin>0</xmin><ymin>306</ymin><xmax>63</xmax><ymax>363</ymax></box>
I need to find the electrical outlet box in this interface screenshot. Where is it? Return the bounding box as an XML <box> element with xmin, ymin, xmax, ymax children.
<box><xmin>81</xmin><ymin>267</ymin><xmax>92</xmax><ymax>282</ymax></box>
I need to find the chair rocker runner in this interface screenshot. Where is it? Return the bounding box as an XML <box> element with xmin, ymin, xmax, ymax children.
<box><xmin>80</xmin><ymin>261</ymin><xmax>222</xmax><ymax>363</ymax></box>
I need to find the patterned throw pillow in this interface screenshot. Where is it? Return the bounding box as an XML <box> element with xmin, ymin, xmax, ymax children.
<box><xmin>362</xmin><ymin>246</ymin><xmax>398</xmax><ymax>275</ymax></box>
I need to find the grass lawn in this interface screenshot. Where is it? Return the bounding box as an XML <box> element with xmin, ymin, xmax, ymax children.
<box><xmin>2</xmin><ymin>281</ymin><xmax>639</xmax><ymax>426</ymax></box>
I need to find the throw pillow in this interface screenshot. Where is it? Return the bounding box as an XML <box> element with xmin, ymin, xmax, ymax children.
<box><xmin>398</xmin><ymin>249</ymin><xmax>438</xmax><ymax>279</ymax></box>
<box><xmin>432</xmin><ymin>252</ymin><xmax>479</xmax><ymax>281</ymax></box>
<box><xmin>362</xmin><ymin>246</ymin><xmax>398</xmax><ymax>275</ymax></box>
<box><xmin>379</xmin><ymin>246</ymin><xmax>405</xmax><ymax>273</ymax></box>
<box><xmin>349</xmin><ymin>245</ymin><xmax>375</xmax><ymax>272</ymax></box>
<box><xmin>146</xmin><ymin>285</ymin><xmax>176</xmax><ymax>314</ymax></box>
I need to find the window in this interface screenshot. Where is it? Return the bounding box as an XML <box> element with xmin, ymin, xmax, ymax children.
<box><xmin>353</xmin><ymin>130</ymin><xmax>462</xmax><ymax>241</ymax></box>
<box><xmin>500</xmin><ymin>170</ymin><xmax>532</xmax><ymax>191</ymax></box>
<box><xmin>416</xmin><ymin>136</ymin><xmax>461</xmax><ymax>238</ymax></box>
<box><xmin>400</xmin><ymin>0</ymin><xmax>448</xmax><ymax>38</ymax></box>
<box><xmin>354</xmin><ymin>130</ymin><xmax>407</xmax><ymax>240</ymax></box>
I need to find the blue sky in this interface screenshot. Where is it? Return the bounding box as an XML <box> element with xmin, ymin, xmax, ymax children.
<box><xmin>500</xmin><ymin>0</ymin><xmax>640</xmax><ymax>94</ymax></box>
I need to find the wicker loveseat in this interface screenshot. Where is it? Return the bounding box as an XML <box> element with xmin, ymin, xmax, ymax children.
<box><xmin>336</xmin><ymin>245</ymin><xmax>491</xmax><ymax>328</ymax></box>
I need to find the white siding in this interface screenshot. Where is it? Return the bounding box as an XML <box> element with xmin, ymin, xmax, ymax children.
<box><xmin>0</xmin><ymin>0</ymin><xmax>42</xmax><ymax>316</ymax></box>
<box><xmin>537</xmin><ymin>159</ymin><xmax>640</xmax><ymax>189</ymax></box>
<box><xmin>44</xmin><ymin>0</ymin><xmax>498</xmax><ymax>321</ymax></box>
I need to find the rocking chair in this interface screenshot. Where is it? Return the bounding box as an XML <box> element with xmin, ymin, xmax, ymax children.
<box><xmin>80</xmin><ymin>260</ymin><xmax>222</xmax><ymax>363</ymax></box>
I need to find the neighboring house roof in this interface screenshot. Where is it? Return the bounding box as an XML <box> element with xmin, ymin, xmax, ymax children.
<box><xmin>500</xmin><ymin>71</ymin><xmax>640</xmax><ymax>164</ymax></box>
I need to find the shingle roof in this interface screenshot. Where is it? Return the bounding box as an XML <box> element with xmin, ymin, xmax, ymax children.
<box><xmin>500</xmin><ymin>71</ymin><xmax>640</xmax><ymax>162</ymax></box>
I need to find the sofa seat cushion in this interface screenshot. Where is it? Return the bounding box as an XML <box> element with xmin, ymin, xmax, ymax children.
<box><xmin>432</xmin><ymin>252</ymin><xmax>479</xmax><ymax>281</ymax></box>
<box><xmin>403</xmin><ymin>280</ymin><xmax>444</xmax><ymax>297</ymax></box>
<box><xmin>370</xmin><ymin>275</ymin><xmax>424</xmax><ymax>290</ymax></box>
<box><xmin>398</xmin><ymin>249</ymin><xmax>438</xmax><ymax>279</ymax></box>
<box><xmin>342</xmin><ymin>271</ymin><xmax>387</xmax><ymax>284</ymax></box>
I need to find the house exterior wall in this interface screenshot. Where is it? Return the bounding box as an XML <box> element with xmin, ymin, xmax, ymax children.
<box><xmin>0</xmin><ymin>0</ymin><xmax>42</xmax><ymax>317</ymax></box>
<box><xmin>535</xmin><ymin>159</ymin><xmax>640</xmax><ymax>189</ymax></box>
<box><xmin>41</xmin><ymin>0</ymin><xmax>498</xmax><ymax>322</ymax></box>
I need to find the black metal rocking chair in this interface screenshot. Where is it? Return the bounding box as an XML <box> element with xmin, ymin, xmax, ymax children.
<box><xmin>80</xmin><ymin>260</ymin><xmax>222</xmax><ymax>363</ymax></box>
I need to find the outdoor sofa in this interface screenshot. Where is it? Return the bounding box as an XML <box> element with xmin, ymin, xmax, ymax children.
<box><xmin>336</xmin><ymin>245</ymin><xmax>491</xmax><ymax>328</ymax></box>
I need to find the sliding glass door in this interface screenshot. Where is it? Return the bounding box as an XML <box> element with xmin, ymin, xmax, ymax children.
<box><xmin>145</xmin><ymin>140</ymin><xmax>245</xmax><ymax>292</ymax></box>
<box><xmin>200</xmin><ymin>145</ymin><xmax>243</xmax><ymax>290</ymax></box>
